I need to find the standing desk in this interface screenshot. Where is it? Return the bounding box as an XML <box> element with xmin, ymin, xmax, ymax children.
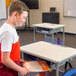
<box><xmin>21</xmin><ymin>41</ymin><xmax>76</xmax><ymax>76</ymax></box>
<box><xmin>32</xmin><ymin>23</ymin><xmax>66</xmax><ymax>45</ymax></box>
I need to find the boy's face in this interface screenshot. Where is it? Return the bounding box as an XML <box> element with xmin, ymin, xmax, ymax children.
<box><xmin>14</xmin><ymin>11</ymin><xmax>28</xmax><ymax>27</ymax></box>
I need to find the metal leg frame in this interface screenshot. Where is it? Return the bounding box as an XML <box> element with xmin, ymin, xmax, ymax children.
<box><xmin>22</xmin><ymin>52</ymin><xmax>24</xmax><ymax>60</ymax></box>
<box><xmin>18</xmin><ymin>52</ymin><xmax>25</xmax><ymax>76</ymax></box>
<box><xmin>33</xmin><ymin>27</ymin><xmax>65</xmax><ymax>46</ymax></box>
<box><xmin>63</xmin><ymin>27</ymin><xmax>65</xmax><ymax>46</ymax></box>
<box><xmin>56</xmin><ymin>63</ymin><xmax>59</xmax><ymax>76</ymax></box>
<box><xmin>52</xmin><ymin>32</ymin><xmax>54</xmax><ymax>43</ymax></box>
<box><xmin>33</xmin><ymin>27</ymin><xmax>36</xmax><ymax>42</ymax></box>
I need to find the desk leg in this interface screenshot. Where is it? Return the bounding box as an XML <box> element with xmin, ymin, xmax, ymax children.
<box><xmin>22</xmin><ymin>52</ymin><xmax>24</xmax><ymax>60</ymax></box>
<box><xmin>52</xmin><ymin>32</ymin><xmax>54</xmax><ymax>43</ymax></box>
<box><xmin>56</xmin><ymin>64</ymin><xmax>59</xmax><ymax>76</ymax></box>
<box><xmin>33</xmin><ymin>27</ymin><xmax>36</xmax><ymax>42</ymax></box>
<box><xmin>63</xmin><ymin>27</ymin><xmax>65</xmax><ymax>46</ymax></box>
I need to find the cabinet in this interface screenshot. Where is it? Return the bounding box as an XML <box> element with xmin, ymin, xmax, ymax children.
<box><xmin>42</xmin><ymin>12</ymin><xmax>59</xmax><ymax>24</ymax></box>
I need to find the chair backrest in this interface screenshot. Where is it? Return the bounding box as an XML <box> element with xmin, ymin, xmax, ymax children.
<box><xmin>63</xmin><ymin>69</ymin><xmax>76</xmax><ymax>76</ymax></box>
<box><xmin>63</xmin><ymin>61</ymin><xmax>76</xmax><ymax>76</ymax></box>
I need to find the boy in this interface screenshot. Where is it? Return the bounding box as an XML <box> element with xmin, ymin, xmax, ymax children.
<box><xmin>0</xmin><ymin>1</ymin><xmax>29</xmax><ymax>76</ymax></box>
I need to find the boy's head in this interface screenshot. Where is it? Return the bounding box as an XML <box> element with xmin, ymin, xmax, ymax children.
<box><xmin>9</xmin><ymin>0</ymin><xmax>29</xmax><ymax>16</ymax></box>
<box><xmin>8</xmin><ymin>0</ymin><xmax>29</xmax><ymax>26</ymax></box>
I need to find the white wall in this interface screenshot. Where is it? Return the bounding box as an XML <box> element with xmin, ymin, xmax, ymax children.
<box><xmin>0</xmin><ymin>19</ymin><xmax>6</xmax><ymax>27</ymax></box>
<box><xmin>0</xmin><ymin>0</ymin><xmax>7</xmax><ymax>27</ymax></box>
<box><xmin>30</xmin><ymin>0</ymin><xmax>76</xmax><ymax>34</ymax></box>
<box><xmin>0</xmin><ymin>0</ymin><xmax>7</xmax><ymax>20</ymax></box>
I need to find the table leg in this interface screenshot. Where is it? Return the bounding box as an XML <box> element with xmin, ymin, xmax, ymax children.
<box><xmin>22</xmin><ymin>52</ymin><xmax>24</xmax><ymax>60</ymax></box>
<box><xmin>52</xmin><ymin>32</ymin><xmax>54</xmax><ymax>43</ymax></box>
<box><xmin>56</xmin><ymin>63</ymin><xmax>59</xmax><ymax>76</ymax></box>
<box><xmin>63</xmin><ymin>27</ymin><xmax>65</xmax><ymax>46</ymax></box>
<box><xmin>44</xmin><ymin>34</ymin><xmax>47</xmax><ymax>39</ymax></box>
<box><xmin>33</xmin><ymin>27</ymin><xmax>36</xmax><ymax>42</ymax></box>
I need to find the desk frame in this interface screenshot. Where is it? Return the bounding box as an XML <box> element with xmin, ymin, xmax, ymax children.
<box><xmin>33</xmin><ymin>23</ymin><xmax>65</xmax><ymax>45</ymax></box>
<box><xmin>21</xmin><ymin>52</ymin><xmax>75</xmax><ymax>76</ymax></box>
<box><xmin>21</xmin><ymin>41</ymin><xmax>76</xmax><ymax>76</ymax></box>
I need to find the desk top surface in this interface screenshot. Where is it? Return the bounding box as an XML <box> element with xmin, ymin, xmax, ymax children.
<box><xmin>21</xmin><ymin>41</ymin><xmax>76</xmax><ymax>63</ymax></box>
<box><xmin>32</xmin><ymin>23</ymin><xmax>66</xmax><ymax>29</ymax></box>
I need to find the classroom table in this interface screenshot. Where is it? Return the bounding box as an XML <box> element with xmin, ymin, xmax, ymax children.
<box><xmin>21</xmin><ymin>41</ymin><xmax>76</xmax><ymax>76</ymax></box>
<box><xmin>32</xmin><ymin>23</ymin><xmax>66</xmax><ymax>45</ymax></box>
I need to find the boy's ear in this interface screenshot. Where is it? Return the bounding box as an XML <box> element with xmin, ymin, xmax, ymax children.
<box><xmin>13</xmin><ymin>11</ymin><xmax>18</xmax><ymax>18</ymax></box>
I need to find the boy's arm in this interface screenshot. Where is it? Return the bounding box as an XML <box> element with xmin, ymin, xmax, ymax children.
<box><xmin>2</xmin><ymin>52</ymin><xmax>29</xmax><ymax>76</ymax></box>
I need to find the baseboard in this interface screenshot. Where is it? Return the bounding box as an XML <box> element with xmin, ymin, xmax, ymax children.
<box><xmin>59</xmin><ymin>32</ymin><xmax>76</xmax><ymax>36</ymax></box>
<box><xmin>16</xmin><ymin>27</ymin><xmax>33</xmax><ymax>31</ymax></box>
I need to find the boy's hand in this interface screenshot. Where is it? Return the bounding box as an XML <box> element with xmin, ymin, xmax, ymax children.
<box><xmin>19</xmin><ymin>59</ymin><xmax>29</xmax><ymax>76</ymax></box>
<box><xmin>19</xmin><ymin>67</ymin><xmax>29</xmax><ymax>76</ymax></box>
<box><xmin>20</xmin><ymin>59</ymin><xmax>26</xmax><ymax>65</ymax></box>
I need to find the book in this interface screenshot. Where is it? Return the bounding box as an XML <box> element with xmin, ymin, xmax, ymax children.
<box><xmin>23</xmin><ymin>61</ymin><xmax>50</xmax><ymax>72</ymax></box>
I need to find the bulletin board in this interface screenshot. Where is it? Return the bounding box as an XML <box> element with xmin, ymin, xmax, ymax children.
<box><xmin>63</xmin><ymin>0</ymin><xmax>76</xmax><ymax>17</ymax></box>
<box><xmin>0</xmin><ymin>0</ymin><xmax>7</xmax><ymax>19</ymax></box>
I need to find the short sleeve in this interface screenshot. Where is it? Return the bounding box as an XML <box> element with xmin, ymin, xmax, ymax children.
<box><xmin>1</xmin><ymin>31</ymin><xmax>14</xmax><ymax>52</ymax></box>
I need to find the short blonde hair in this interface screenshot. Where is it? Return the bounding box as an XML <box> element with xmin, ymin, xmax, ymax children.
<box><xmin>9</xmin><ymin>0</ymin><xmax>29</xmax><ymax>16</ymax></box>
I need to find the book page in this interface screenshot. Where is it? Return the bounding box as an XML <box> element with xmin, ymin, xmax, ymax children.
<box><xmin>23</xmin><ymin>61</ymin><xmax>50</xmax><ymax>72</ymax></box>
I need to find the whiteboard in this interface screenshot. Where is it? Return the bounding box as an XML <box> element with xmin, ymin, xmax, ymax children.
<box><xmin>0</xmin><ymin>0</ymin><xmax>7</xmax><ymax>19</ymax></box>
<box><xmin>63</xmin><ymin>0</ymin><xmax>76</xmax><ymax>17</ymax></box>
